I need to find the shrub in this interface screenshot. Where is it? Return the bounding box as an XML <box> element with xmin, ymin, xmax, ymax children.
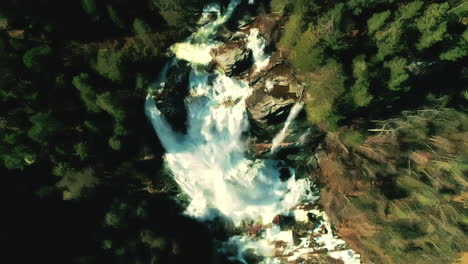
<box><xmin>107</xmin><ymin>5</ymin><xmax>127</xmax><ymax>29</ymax></box>
<box><xmin>270</xmin><ymin>0</ymin><xmax>290</xmax><ymax>15</ymax></box>
<box><xmin>415</xmin><ymin>3</ymin><xmax>450</xmax><ymax>50</ymax></box>
<box><xmin>27</xmin><ymin>112</ymin><xmax>61</xmax><ymax>144</ymax></box>
<box><xmin>133</xmin><ymin>18</ymin><xmax>151</xmax><ymax>35</ymax></box>
<box><xmin>397</xmin><ymin>1</ymin><xmax>424</xmax><ymax>20</ymax></box>
<box><xmin>74</xmin><ymin>142</ymin><xmax>89</xmax><ymax>160</ymax></box>
<box><xmin>109</xmin><ymin>136</ymin><xmax>121</xmax><ymax>150</ymax></box>
<box><xmin>373</xmin><ymin>20</ymin><xmax>404</xmax><ymax>61</ymax></box>
<box><xmin>55</xmin><ymin>167</ymin><xmax>99</xmax><ymax>200</ymax></box>
<box><xmin>72</xmin><ymin>73</ymin><xmax>101</xmax><ymax>113</ymax></box>
<box><xmin>367</xmin><ymin>10</ymin><xmax>391</xmax><ymax>34</ymax></box>
<box><xmin>341</xmin><ymin>130</ymin><xmax>365</xmax><ymax>148</ymax></box>
<box><xmin>291</xmin><ymin>27</ymin><xmax>326</xmax><ymax>72</ymax></box>
<box><xmin>280</xmin><ymin>14</ymin><xmax>304</xmax><ymax>49</ymax></box>
<box><xmin>350</xmin><ymin>55</ymin><xmax>373</xmax><ymax>107</ymax></box>
<box><xmin>96</xmin><ymin>91</ymin><xmax>126</xmax><ymax>121</ymax></box>
<box><xmin>23</xmin><ymin>45</ymin><xmax>53</xmax><ymax>72</ymax></box>
<box><xmin>303</xmin><ymin>60</ymin><xmax>346</xmax><ymax>125</ymax></box>
<box><xmin>82</xmin><ymin>0</ymin><xmax>97</xmax><ymax>16</ymax></box>
<box><xmin>93</xmin><ymin>50</ymin><xmax>125</xmax><ymax>82</ymax></box>
<box><xmin>384</xmin><ymin>57</ymin><xmax>409</xmax><ymax>91</ymax></box>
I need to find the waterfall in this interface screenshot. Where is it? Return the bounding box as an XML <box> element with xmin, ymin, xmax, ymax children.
<box><xmin>270</xmin><ymin>103</ymin><xmax>303</xmax><ymax>153</ymax></box>
<box><xmin>247</xmin><ymin>28</ymin><xmax>270</xmax><ymax>71</ymax></box>
<box><xmin>145</xmin><ymin>1</ymin><xmax>361</xmax><ymax>263</ymax></box>
<box><xmin>145</xmin><ymin>0</ymin><xmax>312</xmax><ymax>225</ymax></box>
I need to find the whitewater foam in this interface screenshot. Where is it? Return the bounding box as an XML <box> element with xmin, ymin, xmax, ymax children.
<box><xmin>145</xmin><ymin>0</ymin><xmax>361</xmax><ymax>263</ymax></box>
<box><xmin>270</xmin><ymin>103</ymin><xmax>303</xmax><ymax>153</ymax></box>
<box><xmin>247</xmin><ymin>28</ymin><xmax>270</xmax><ymax>71</ymax></box>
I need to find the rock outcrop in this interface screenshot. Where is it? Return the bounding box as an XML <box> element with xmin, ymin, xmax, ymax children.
<box><xmin>210</xmin><ymin>41</ymin><xmax>252</xmax><ymax>76</ymax></box>
<box><xmin>152</xmin><ymin>60</ymin><xmax>191</xmax><ymax>133</ymax></box>
<box><xmin>245</xmin><ymin>62</ymin><xmax>303</xmax><ymax>129</ymax></box>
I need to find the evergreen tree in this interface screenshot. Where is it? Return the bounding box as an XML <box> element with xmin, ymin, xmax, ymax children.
<box><xmin>23</xmin><ymin>45</ymin><xmax>53</xmax><ymax>72</ymax></box>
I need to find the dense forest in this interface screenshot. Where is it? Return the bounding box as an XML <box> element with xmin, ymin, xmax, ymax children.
<box><xmin>1</xmin><ymin>0</ymin><xmax>466</xmax><ymax>263</ymax></box>
<box><xmin>1</xmin><ymin>0</ymin><xmax>218</xmax><ymax>263</ymax></box>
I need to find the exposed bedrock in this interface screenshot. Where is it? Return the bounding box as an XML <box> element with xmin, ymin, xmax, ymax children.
<box><xmin>151</xmin><ymin>60</ymin><xmax>191</xmax><ymax>133</ymax></box>
<box><xmin>210</xmin><ymin>40</ymin><xmax>252</xmax><ymax>76</ymax></box>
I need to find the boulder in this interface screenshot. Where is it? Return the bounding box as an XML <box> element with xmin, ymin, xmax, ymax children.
<box><xmin>245</xmin><ymin>63</ymin><xmax>302</xmax><ymax>129</ymax></box>
<box><xmin>249</xmin><ymin>14</ymin><xmax>282</xmax><ymax>47</ymax></box>
<box><xmin>152</xmin><ymin>60</ymin><xmax>191</xmax><ymax>133</ymax></box>
<box><xmin>210</xmin><ymin>41</ymin><xmax>252</xmax><ymax>76</ymax></box>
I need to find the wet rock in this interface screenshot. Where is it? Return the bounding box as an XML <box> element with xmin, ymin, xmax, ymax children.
<box><xmin>152</xmin><ymin>60</ymin><xmax>191</xmax><ymax>133</ymax></box>
<box><xmin>250</xmin><ymin>142</ymin><xmax>293</xmax><ymax>155</ymax></box>
<box><xmin>210</xmin><ymin>41</ymin><xmax>252</xmax><ymax>76</ymax></box>
<box><xmin>249</xmin><ymin>14</ymin><xmax>282</xmax><ymax>48</ymax></box>
<box><xmin>245</xmin><ymin>63</ymin><xmax>303</xmax><ymax>129</ymax></box>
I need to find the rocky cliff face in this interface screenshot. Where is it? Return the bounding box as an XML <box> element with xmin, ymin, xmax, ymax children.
<box><xmin>210</xmin><ymin>41</ymin><xmax>252</xmax><ymax>76</ymax></box>
<box><xmin>245</xmin><ymin>61</ymin><xmax>303</xmax><ymax>130</ymax></box>
<box><xmin>151</xmin><ymin>10</ymin><xmax>304</xmax><ymax>142</ymax></box>
<box><xmin>151</xmin><ymin>60</ymin><xmax>191</xmax><ymax>133</ymax></box>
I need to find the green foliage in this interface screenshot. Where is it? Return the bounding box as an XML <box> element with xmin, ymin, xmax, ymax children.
<box><xmin>1</xmin><ymin>144</ymin><xmax>35</xmax><ymax>169</ymax></box>
<box><xmin>96</xmin><ymin>91</ymin><xmax>125</xmax><ymax>121</ymax></box>
<box><xmin>23</xmin><ymin>45</ymin><xmax>53</xmax><ymax>72</ymax></box>
<box><xmin>133</xmin><ymin>18</ymin><xmax>151</xmax><ymax>35</ymax></box>
<box><xmin>108</xmin><ymin>136</ymin><xmax>121</xmax><ymax>150</ymax></box>
<box><xmin>319</xmin><ymin>3</ymin><xmax>347</xmax><ymax>51</ymax></box>
<box><xmin>93</xmin><ymin>50</ymin><xmax>125</xmax><ymax>82</ymax></box>
<box><xmin>0</xmin><ymin>1</ymin><xmax>215</xmax><ymax>263</ymax></box>
<box><xmin>367</xmin><ymin>10</ymin><xmax>391</xmax><ymax>34</ymax></box>
<box><xmin>3</xmin><ymin>133</ymin><xmax>17</xmax><ymax>145</ymax></box>
<box><xmin>52</xmin><ymin>162</ymin><xmax>71</xmax><ymax>177</ymax></box>
<box><xmin>140</xmin><ymin>230</ymin><xmax>166</xmax><ymax>249</ymax></box>
<box><xmin>74</xmin><ymin>142</ymin><xmax>89</xmax><ymax>160</ymax></box>
<box><xmin>291</xmin><ymin>27</ymin><xmax>326</xmax><ymax>72</ymax></box>
<box><xmin>280</xmin><ymin>14</ymin><xmax>304</xmax><ymax>49</ymax></box>
<box><xmin>340</xmin><ymin>130</ymin><xmax>364</xmax><ymax>148</ymax></box>
<box><xmin>415</xmin><ymin>3</ymin><xmax>450</xmax><ymax>50</ymax></box>
<box><xmin>72</xmin><ymin>73</ymin><xmax>101</xmax><ymax>113</ymax></box>
<box><xmin>270</xmin><ymin>0</ymin><xmax>290</xmax><ymax>15</ymax></box>
<box><xmin>440</xmin><ymin>35</ymin><xmax>468</xmax><ymax>61</ymax></box>
<box><xmin>447</xmin><ymin>1</ymin><xmax>468</xmax><ymax>17</ymax></box>
<box><xmin>154</xmin><ymin>0</ymin><xmax>206</xmax><ymax>27</ymax></box>
<box><xmin>350</xmin><ymin>55</ymin><xmax>373</xmax><ymax>107</ymax></box>
<box><xmin>113</xmin><ymin>122</ymin><xmax>128</xmax><ymax>137</ymax></box>
<box><xmin>385</xmin><ymin>57</ymin><xmax>409</xmax><ymax>91</ymax></box>
<box><xmin>82</xmin><ymin>0</ymin><xmax>97</xmax><ymax>16</ymax></box>
<box><xmin>84</xmin><ymin>120</ymin><xmax>99</xmax><ymax>133</ymax></box>
<box><xmin>102</xmin><ymin>240</ymin><xmax>113</xmax><ymax>249</ymax></box>
<box><xmin>56</xmin><ymin>166</ymin><xmax>99</xmax><ymax>200</ymax></box>
<box><xmin>135</xmin><ymin>73</ymin><xmax>150</xmax><ymax>95</ymax></box>
<box><xmin>397</xmin><ymin>1</ymin><xmax>423</xmax><ymax>20</ymax></box>
<box><xmin>104</xmin><ymin>211</ymin><xmax>121</xmax><ymax>227</ymax></box>
<box><xmin>27</xmin><ymin>112</ymin><xmax>61</xmax><ymax>143</ymax></box>
<box><xmin>107</xmin><ymin>5</ymin><xmax>127</xmax><ymax>30</ymax></box>
<box><xmin>347</xmin><ymin>0</ymin><xmax>390</xmax><ymax>15</ymax></box>
<box><xmin>303</xmin><ymin>60</ymin><xmax>346</xmax><ymax>126</ymax></box>
<box><xmin>373</xmin><ymin>20</ymin><xmax>404</xmax><ymax>61</ymax></box>
<box><xmin>289</xmin><ymin>3</ymin><xmax>346</xmax><ymax>72</ymax></box>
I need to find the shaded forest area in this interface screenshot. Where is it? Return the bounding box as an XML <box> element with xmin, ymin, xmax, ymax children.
<box><xmin>1</xmin><ymin>0</ymin><xmax>221</xmax><ymax>263</ymax></box>
<box><xmin>270</xmin><ymin>0</ymin><xmax>467</xmax><ymax>263</ymax></box>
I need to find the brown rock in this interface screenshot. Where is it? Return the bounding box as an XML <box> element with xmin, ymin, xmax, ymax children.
<box><xmin>210</xmin><ymin>41</ymin><xmax>252</xmax><ymax>76</ymax></box>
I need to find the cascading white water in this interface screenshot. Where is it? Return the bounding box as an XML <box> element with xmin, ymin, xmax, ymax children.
<box><xmin>247</xmin><ymin>28</ymin><xmax>270</xmax><ymax>71</ymax></box>
<box><xmin>145</xmin><ymin>1</ymin><xmax>361</xmax><ymax>263</ymax></box>
<box><xmin>145</xmin><ymin>0</ymin><xmax>312</xmax><ymax>224</ymax></box>
<box><xmin>270</xmin><ymin>103</ymin><xmax>303</xmax><ymax>153</ymax></box>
